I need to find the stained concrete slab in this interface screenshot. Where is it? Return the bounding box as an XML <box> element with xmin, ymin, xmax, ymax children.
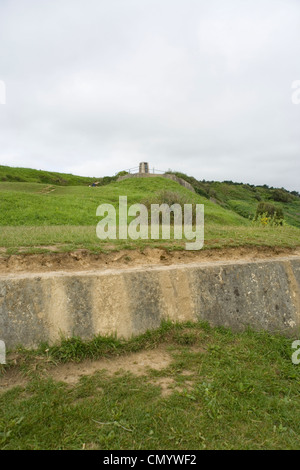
<box><xmin>0</xmin><ymin>256</ymin><xmax>300</xmax><ymax>349</ymax></box>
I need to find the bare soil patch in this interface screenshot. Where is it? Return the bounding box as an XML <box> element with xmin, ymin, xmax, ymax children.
<box><xmin>0</xmin><ymin>367</ymin><xmax>28</xmax><ymax>392</ymax></box>
<box><xmin>0</xmin><ymin>347</ymin><xmax>197</xmax><ymax>397</ymax></box>
<box><xmin>48</xmin><ymin>347</ymin><xmax>172</xmax><ymax>385</ymax></box>
<box><xmin>0</xmin><ymin>246</ymin><xmax>299</xmax><ymax>275</ymax></box>
<box><xmin>0</xmin><ymin>347</ymin><xmax>172</xmax><ymax>391</ymax></box>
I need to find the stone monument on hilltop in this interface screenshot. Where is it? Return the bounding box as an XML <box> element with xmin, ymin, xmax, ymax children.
<box><xmin>139</xmin><ymin>162</ymin><xmax>149</xmax><ymax>174</ymax></box>
<box><xmin>117</xmin><ymin>162</ymin><xmax>195</xmax><ymax>193</ymax></box>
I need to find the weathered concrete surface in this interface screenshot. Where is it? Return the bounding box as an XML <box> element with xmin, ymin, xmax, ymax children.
<box><xmin>0</xmin><ymin>257</ymin><xmax>300</xmax><ymax>349</ymax></box>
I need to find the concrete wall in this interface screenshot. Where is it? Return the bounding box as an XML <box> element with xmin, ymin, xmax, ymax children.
<box><xmin>1</xmin><ymin>257</ymin><xmax>300</xmax><ymax>349</ymax></box>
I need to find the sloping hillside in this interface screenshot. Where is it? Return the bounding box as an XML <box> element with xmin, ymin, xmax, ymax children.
<box><xmin>0</xmin><ymin>165</ymin><xmax>300</xmax><ymax>254</ymax></box>
<box><xmin>0</xmin><ymin>165</ymin><xmax>116</xmax><ymax>187</ymax></box>
<box><xmin>1</xmin><ymin>165</ymin><xmax>299</xmax><ymax>227</ymax></box>
<box><xmin>172</xmin><ymin>172</ymin><xmax>300</xmax><ymax>228</ymax></box>
<box><xmin>0</xmin><ymin>176</ymin><xmax>246</xmax><ymax>226</ymax></box>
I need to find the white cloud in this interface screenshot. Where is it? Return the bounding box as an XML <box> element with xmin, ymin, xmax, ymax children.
<box><xmin>0</xmin><ymin>0</ymin><xmax>299</xmax><ymax>190</ymax></box>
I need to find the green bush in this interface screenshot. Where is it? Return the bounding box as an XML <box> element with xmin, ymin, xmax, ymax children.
<box><xmin>254</xmin><ymin>202</ymin><xmax>284</xmax><ymax>226</ymax></box>
<box><xmin>228</xmin><ymin>200</ymin><xmax>254</xmax><ymax>219</ymax></box>
<box><xmin>141</xmin><ymin>190</ymin><xmax>197</xmax><ymax>224</ymax></box>
<box><xmin>194</xmin><ymin>186</ymin><xmax>210</xmax><ymax>199</ymax></box>
<box><xmin>272</xmin><ymin>189</ymin><xmax>293</xmax><ymax>203</ymax></box>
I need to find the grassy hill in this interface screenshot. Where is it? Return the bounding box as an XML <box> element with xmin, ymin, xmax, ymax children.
<box><xmin>0</xmin><ymin>177</ymin><xmax>247</xmax><ymax>227</ymax></box>
<box><xmin>171</xmin><ymin>172</ymin><xmax>300</xmax><ymax>229</ymax></box>
<box><xmin>0</xmin><ymin>165</ymin><xmax>117</xmax><ymax>187</ymax></box>
<box><xmin>0</xmin><ymin>165</ymin><xmax>299</xmax><ymax>254</ymax></box>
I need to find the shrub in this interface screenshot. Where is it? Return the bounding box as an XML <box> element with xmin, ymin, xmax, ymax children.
<box><xmin>141</xmin><ymin>190</ymin><xmax>197</xmax><ymax>224</ymax></box>
<box><xmin>208</xmin><ymin>188</ymin><xmax>217</xmax><ymax>199</ymax></box>
<box><xmin>254</xmin><ymin>202</ymin><xmax>284</xmax><ymax>226</ymax></box>
<box><xmin>194</xmin><ymin>186</ymin><xmax>210</xmax><ymax>199</ymax></box>
<box><xmin>229</xmin><ymin>200</ymin><xmax>253</xmax><ymax>219</ymax></box>
<box><xmin>271</xmin><ymin>189</ymin><xmax>293</xmax><ymax>203</ymax></box>
<box><xmin>98</xmin><ymin>175</ymin><xmax>118</xmax><ymax>186</ymax></box>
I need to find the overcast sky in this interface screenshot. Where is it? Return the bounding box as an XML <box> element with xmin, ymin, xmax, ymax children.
<box><xmin>0</xmin><ymin>0</ymin><xmax>299</xmax><ymax>190</ymax></box>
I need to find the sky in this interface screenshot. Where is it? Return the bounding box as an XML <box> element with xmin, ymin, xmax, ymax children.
<box><xmin>0</xmin><ymin>0</ymin><xmax>299</xmax><ymax>190</ymax></box>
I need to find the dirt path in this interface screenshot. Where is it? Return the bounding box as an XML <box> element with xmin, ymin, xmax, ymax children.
<box><xmin>0</xmin><ymin>346</ymin><xmax>178</xmax><ymax>396</ymax></box>
<box><xmin>0</xmin><ymin>246</ymin><xmax>299</xmax><ymax>275</ymax></box>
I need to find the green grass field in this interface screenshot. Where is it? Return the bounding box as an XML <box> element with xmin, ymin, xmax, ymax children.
<box><xmin>0</xmin><ymin>166</ymin><xmax>300</xmax><ymax>254</ymax></box>
<box><xmin>1</xmin><ymin>321</ymin><xmax>300</xmax><ymax>450</ymax></box>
